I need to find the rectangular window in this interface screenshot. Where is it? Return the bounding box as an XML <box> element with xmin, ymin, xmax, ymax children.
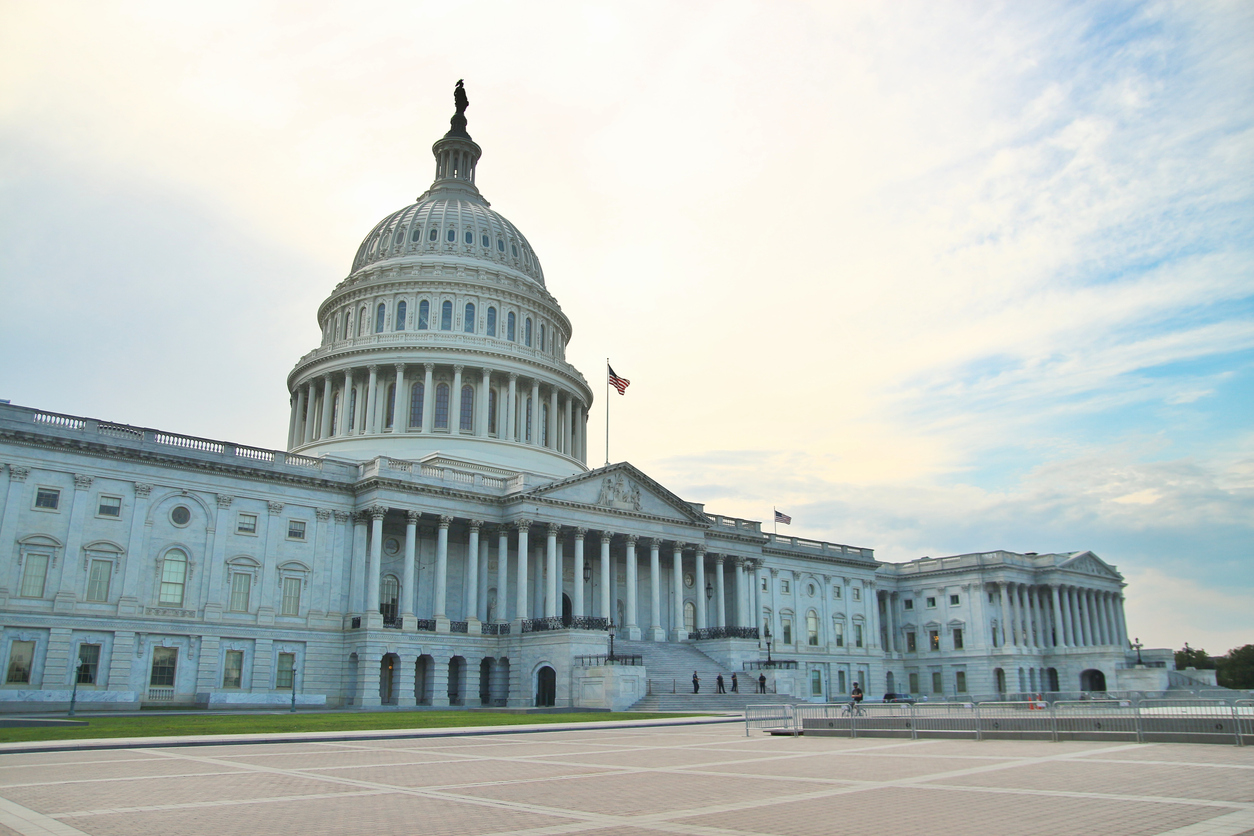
<box><xmin>781</xmin><ymin>618</ymin><xmax>792</xmax><ymax>645</ymax></box>
<box><xmin>852</xmin><ymin>587</ymin><xmax>861</xmax><ymax>601</ymax></box>
<box><xmin>833</xmin><ymin>621</ymin><xmax>844</xmax><ymax>647</ymax></box>
<box><xmin>287</xmin><ymin>520</ymin><xmax>306</xmax><ymax>540</ymax></box>
<box><xmin>281</xmin><ymin>576</ymin><xmax>302</xmax><ymax>616</ymax></box>
<box><xmin>904</xmin><ymin>599</ymin><xmax>914</xmax><ymax>610</ymax></box>
<box><xmin>926</xmin><ymin>596</ymin><xmax>937</xmax><ymax>608</ymax></box>
<box><xmin>97</xmin><ymin>495</ymin><xmax>122</xmax><ymax>517</ymax></box>
<box><xmin>229</xmin><ymin>573</ymin><xmax>251</xmax><ymax>612</ymax></box>
<box><xmin>833</xmin><ymin>586</ymin><xmax>842</xmax><ymax>599</ymax></box>
<box><xmin>19</xmin><ymin>553</ymin><xmax>50</xmax><ymax>598</ymax></box>
<box><xmin>223</xmin><ymin>650</ymin><xmax>243</xmax><ymax>689</ymax></box>
<box><xmin>149</xmin><ymin>647</ymin><xmax>177</xmax><ymax>687</ymax></box>
<box><xmin>906</xmin><ymin>631</ymin><xmax>917</xmax><ymax>652</ymax></box>
<box><xmin>955</xmin><ymin>671</ymin><xmax>967</xmax><ymax>693</ymax></box>
<box><xmin>837</xmin><ymin>670</ymin><xmax>847</xmax><ymax>694</ymax></box>
<box><xmin>908</xmin><ymin>672</ymin><xmax>919</xmax><ymax>693</ymax></box>
<box><xmin>953</xmin><ymin>628</ymin><xmax>964</xmax><ymax>650</ymax></box>
<box><xmin>929</xmin><ymin>629</ymin><xmax>941</xmax><ymax>651</ymax></box>
<box><xmin>810</xmin><ymin>669</ymin><xmax>822</xmax><ymax>696</ymax></box>
<box><xmin>949</xmin><ymin>594</ymin><xmax>960</xmax><ymax>606</ymax></box>
<box><xmin>932</xmin><ymin>671</ymin><xmax>943</xmax><ymax>694</ymax></box>
<box><xmin>34</xmin><ymin>488</ymin><xmax>60</xmax><ymax>510</ymax></box>
<box><xmin>760</xmin><ymin>577</ymin><xmax>767</xmax><ymax>591</ymax></box>
<box><xmin>780</xmin><ymin>580</ymin><xmax>790</xmax><ymax>594</ymax></box>
<box><xmin>237</xmin><ymin>513</ymin><xmax>257</xmax><ymax>534</ymax></box>
<box><xmin>77</xmin><ymin>644</ymin><xmax>100</xmax><ymax>685</ymax></box>
<box><xmin>86</xmin><ymin>559</ymin><xmax>112</xmax><ymax>602</ymax></box>
<box><xmin>854</xmin><ymin>624</ymin><xmax>863</xmax><ymax>648</ymax></box>
<box><xmin>6</xmin><ymin>641</ymin><xmax>35</xmax><ymax>684</ymax></box>
<box><xmin>276</xmin><ymin>653</ymin><xmax>295</xmax><ymax>689</ymax></box>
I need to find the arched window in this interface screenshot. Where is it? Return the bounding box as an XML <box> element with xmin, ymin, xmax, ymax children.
<box><xmin>395</xmin><ymin>301</ymin><xmax>407</xmax><ymax>331</ymax></box>
<box><xmin>159</xmin><ymin>549</ymin><xmax>188</xmax><ymax>607</ymax></box>
<box><xmin>348</xmin><ymin>388</ymin><xmax>357</xmax><ymax>431</ymax></box>
<box><xmin>460</xmin><ymin>384</ymin><xmax>474</xmax><ymax>431</ymax></box>
<box><xmin>507</xmin><ymin>312</ymin><xmax>516</xmax><ymax>341</ymax></box>
<box><xmin>524</xmin><ymin>317</ymin><xmax>532</xmax><ymax>347</ymax></box>
<box><xmin>525</xmin><ymin>396</ymin><xmax>533</xmax><ymax>442</ymax></box>
<box><xmin>807</xmin><ymin>611</ymin><xmax>820</xmax><ymax>646</ymax></box>
<box><xmin>358</xmin><ymin>306</ymin><xmax>367</xmax><ymax>335</ymax></box>
<box><xmin>434</xmin><ymin>383</ymin><xmax>450</xmax><ymax>429</ymax></box>
<box><xmin>464</xmin><ymin>230</ymin><xmax>473</xmax><ymax>244</ymax></box>
<box><xmin>540</xmin><ymin>323</ymin><xmax>546</xmax><ymax>352</ymax></box>
<box><xmin>446</xmin><ymin>228</ymin><xmax>456</xmax><ymax>242</ymax></box>
<box><xmin>330</xmin><ymin>392</ymin><xmax>340</xmax><ymax>435</ymax></box>
<box><xmin>384</xmin><ymin>384</ymin><xmax>395</xmax><ymax>429</ymax></box>
<box><xmin>464</xmin><ymin>303</ymin><xmax>475</xmax><ymax>333</ymax></box>
<box><xmin>488</xmin><ymin>388</ymin><xmax>497</xmax><ymax>434</ymax></box>
<box><xmin>409</xmin><ymin>382</ymin><xmax>424</xmax><ymax>429</ymax></box>
<box><xmin>375</xmin><ymin>303</ymin><xmax>386</xmax><ymax>333</ymax></box>
<box><xmin>418</xmin><ymin>300</ymin><xmax>429</xmax><ymax>330</ymax></box>
<box><xmin>428</xmin><ymin>227</ymin><xmax>438</xmax><ymax>241</ymax></box>
<box><xmin>380</xmin><ymin>575</ymin><xmax>399</xmax><ymax>622</ymax></box>
<box><xmin>440</xmin><ymin>300</ymin><xmax>453</xmax><ymax>331</ymax></box>
<box><xmin>342</xmin><ymin>312</ymin><xmax>351</xmax><ymax>340</ymax></box>
<box><xmin>511</xmin><ymin>243</ymin><xmax>518</xmax><ymax>257</ymax></box>
<box><xmin>486</xmin><ymin>306</ymin><xmax>497</xmax><ymax>337</ymax></box>
<box><xmin>410</xmin><ymin>227</ymin><xmax>421</xmax><ymax>242</ymax></box>
<box><xmin>541</xmin><ymin>404</ymin><xmax>548</xmax><ymax>446</ymax></box>
<box><xmin>481</xmin><ymin>233</ymin><xmax>489</xmax><ymax>247</ymax></box>
<box><xmin>497</xmin><ymin>237</ymin><xmax>505</xmax><ymax>252</ymax></box>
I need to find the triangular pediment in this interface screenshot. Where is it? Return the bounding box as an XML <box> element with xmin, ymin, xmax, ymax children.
<box><xmin>522</xmin><ymin>462</ymin><xmax>709</xmax><ymax>525</ymax></box>
<box><xmin>1058</xmin><ymin>551</ymin><xmax>1121</xmax><ymax>580</ymax></box>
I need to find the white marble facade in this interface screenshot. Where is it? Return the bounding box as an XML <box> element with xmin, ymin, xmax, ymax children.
<box><xmin>0</xmin><ymin>88</ymin><xmax>1152</xmax><ymax>711</ymax></box>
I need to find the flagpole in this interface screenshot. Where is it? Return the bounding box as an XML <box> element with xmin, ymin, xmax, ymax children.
<box><xmin>605</xmin><ymin>358</ymin><xmax>610</xmax><ymax>467</ymax></box>
<box><xmin>773</xmin><ymin>507</ymin><xmax>777</xmax><ymax>536</ymax></box>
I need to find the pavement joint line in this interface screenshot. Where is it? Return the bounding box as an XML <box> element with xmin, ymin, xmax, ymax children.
<box><xmin>1075</xmin><ymin>757</ymin><xmax>1254</xmax><ymax>771</ymax></box>
<box><xmin>0</xmin><ymin>796</ymin><xmax>91</xmax><ymax>836</ymax></box>
<box><xmin>1149</xmin><ymin>809</ymin><xmax>1254</xmax><ymax>836</ymax></box>
<box><xmin>0</xmin><ymin>770</ymin><xmax>243</xmax><ymax>789</ymax></box>
<box><xmin>912</xmin><ymin>782</ymin><xmax>1254</xmax><ymax>811</ymax></box>
<box><xmin>51</xmin><ymin>789</ymin><xmax>390</xmax><ymax>820</ymax></box>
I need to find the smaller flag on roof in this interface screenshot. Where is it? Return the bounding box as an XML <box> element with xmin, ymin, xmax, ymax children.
<box><xmin>608</xmin><ymin>364</ymin><xmax>630</xmax><ymax>395</ymax></box>
<box><xmin>774</xmin><ymin>510</ymin><xmax>792</xmax><ymax>525</ymax></box>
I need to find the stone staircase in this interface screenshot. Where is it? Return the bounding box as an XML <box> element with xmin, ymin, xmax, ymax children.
<box><xmin>614</xmin><ymin>639</ymin><xmax>795</xmax><ymax>712</ymax></box>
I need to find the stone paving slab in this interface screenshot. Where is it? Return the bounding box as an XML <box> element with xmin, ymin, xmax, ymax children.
<box><xmin>0</xmin><ymin>724</ymin><xmax>1251</xmax><ymax>836</ymax></box>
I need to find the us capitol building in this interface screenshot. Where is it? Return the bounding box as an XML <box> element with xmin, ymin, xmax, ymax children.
<box><xmin>0</xmin><ymin>85</ymin><xmax>1163</xmax><ymax>712</ymax></box>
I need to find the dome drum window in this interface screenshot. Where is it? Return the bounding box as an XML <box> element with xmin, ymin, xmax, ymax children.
<box><xmin>446</xmin><ymin>229</ymin><xmax>456</xmax><ymax>242</ymax></box>
<box><xmin>464</xmin><ymin>231</ymin><xmax>473</xmax><ymax>245</ymax></box>
<box><xmin>429</xmin><ymin>228</ymin><xmax>438</xmax><ymax>241</ymax></box>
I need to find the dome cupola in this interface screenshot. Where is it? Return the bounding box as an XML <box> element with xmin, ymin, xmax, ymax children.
<box><xmin>285</xmin><ymin>82</ymin><xmax>592</xmax><ymax>479</ymax></box>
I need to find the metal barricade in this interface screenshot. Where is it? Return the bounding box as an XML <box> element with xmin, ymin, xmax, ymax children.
<box><xmin>794</xmin><ymin>703</ymin><xmax>853</xmax><ymax>737</ymax></box>
<box><xmin>1139</xmin><ymin>699</ymin><xmax>1241</xmax><ymax>746</ymax></box>
<box><xmin>850</xmin><ymin>701</ymin><xmax>915</xmax><ymax>739</ymax></box>
<box><xmin>913</xmin><ymin>701</ymin><xmax>979</xmax><ymax>740</ymax></box>
<box><xmin>745</xmin><ymin>703</ymin><xmax>795</xmax><ymax>737</ymax></box>
<box><xmin>1237</xmin><ymin>700</ymin><xmax>1253</xmax><ymax>745</ymax></box>
<box><xmin>1054</xmin><ymin>700</ymin><xmax>1140</xmax><ymax>743</ymax></box>
<box><xmin>977</xmin><ymin>700</ymin><xmax>1053</xmax><ymax>740</ymax></box>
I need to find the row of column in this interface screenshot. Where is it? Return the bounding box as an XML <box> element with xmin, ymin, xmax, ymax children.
<box><xmin>993</xmin><ymin>582</ymin><xmax>1126</xmax><ymax>650</ymax></box>
<box><xmin>351</xmin><ymin>511</ymin><xmax>760</xmax><ymax>638</ymax></box>
<box><xmin>757</xmin><ymin>568</ymin><xmax>880</xmax><ymax>653</ymax></box>
<box><xmin>288</xmin><ymin>363</ymin><xmax>587</xmax><ymax>461</ymax></box>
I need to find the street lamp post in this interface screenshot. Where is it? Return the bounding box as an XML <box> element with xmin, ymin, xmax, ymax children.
<box><xmin>68</xmin><ymin>657</ymin><xmax>83</xmax><ymax>717</ymax></box>
<box><xmin>290</xmin><ymin>667</ymin><xmax>299</xmax><ymax>713</ymax></box>
<box><xmin>764</xmin><ymin>621</ymin><xmax>773</xmax><ymax>664</ymax></box>
<box><xmin>607</xmin><ymin>621</ymin><xmax>617</xmax><ymax>663</ymax></box>
<box><xmin>1132</xmin><ymin>637</ymin><xmax>1144</xmax><ymax>665</ymax></box>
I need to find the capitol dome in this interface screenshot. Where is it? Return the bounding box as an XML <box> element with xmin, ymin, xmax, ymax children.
<box><xmin>284</xmin><ymin>84</ymin><xmax>592</xmax><ymax>479</ymax></box>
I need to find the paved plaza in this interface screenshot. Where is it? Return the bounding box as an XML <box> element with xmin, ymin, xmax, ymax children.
<box><xmin>0</xmin><ymin>721</ymin><xmax>1252</xmax><ymax>836</ymax></box>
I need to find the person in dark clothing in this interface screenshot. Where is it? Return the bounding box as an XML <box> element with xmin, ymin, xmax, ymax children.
<box><xmin>758</xmin><ymin>673</ymin><xmax>767</xmax><ymax>693</ymax></box>
<box><xmin>851</xmin><ymin>682</ymin><xmax>864</xmax><ymax>703</ymax></box>
<box><xmin>716</xmin><ymin>674</ymin><xmax>726</xmax><ymax>693</ymax></box>
<box><xmin>692</xmin><ymin>671</ymin><xmax>700</xmax><ymax>693</ymax></box>
<box><xmin>731</xmin><ymin>673</ymin><xmax>739</xmax><ymax>693</ymax></box>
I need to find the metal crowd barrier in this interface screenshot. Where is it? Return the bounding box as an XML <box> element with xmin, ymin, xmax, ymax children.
<box><xmin>759</xmin><ymin>698</ymin><xmax>1250</xmax><ymax>746</ymax></box>
<box><xmin>744</xmin><ymin>704</ymin><xmax>796</xmax><ymax>736</ymax></box>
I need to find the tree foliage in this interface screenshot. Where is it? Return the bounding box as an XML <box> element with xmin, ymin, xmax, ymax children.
<box><xmin>1216</xmin><ymin>644</ymin><xmax>1254</xmax><ymax>689</ymax></box>
<box><xmin>1174</xmin><ymin>643</ymin><xmax>1215</xmax><ymax>670</ymax></box>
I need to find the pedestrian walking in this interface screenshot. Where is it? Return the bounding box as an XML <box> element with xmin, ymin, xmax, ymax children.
<box><xmin>692</xmin><ymin>671</ymin><xmax>700</xmax><ymax>694</ymax></box>
<box><xmin>731</xmin><ymin>673</ymin><xmax>739</xmax><ymax>693</ymax></box>
<box><xmin>716</xmin><ymin>674</ymin><xmax>726</xmax><ymax>693</ymax></box>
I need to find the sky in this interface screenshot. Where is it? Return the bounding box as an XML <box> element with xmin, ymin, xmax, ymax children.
<box><xmin>1</xmin><ymin>1</ymin><xmax>1251</xmax><ymax>653</ymax></box>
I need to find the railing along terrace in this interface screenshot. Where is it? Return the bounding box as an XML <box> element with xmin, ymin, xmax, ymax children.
<box><xmin>482</xmin><ymin>622</ymin><xmax>510</xmax><ymax>635</ymax></box>
<box><xmin>575</xmin><ymin>654</ymin><xmax>643</xmax><ymax>667</ymax></box>
<box><xmin>743</xmin><ymin>660</ymin><xmax>798</xmax><ymax>670</ymax></box>
<box><xmin>450</xmin><ymin>621</ymin><xmax>469</xmax><ymax>633</ymax></box>
<box><xmin>765</xmin><ymin>534</ymin><xmax>872</xmax><ymax>559</ymax></box>
<box><xmin>382</xmin><ymin>615</ymin><xmax>403</xmax><ymax>629</ymax></box>
<box><xmin>521</xmin><ymin>617</ymin><xmax>565</xmax><ymax>633</ymax></box>
<box><xmin>691</xmin><ymin>626</ymin><xmax>759</xmax><ymax>641</ymax></box>
<box><xmin>413</xmin><ymin>618</ymin><xmax>436</xmax><ymax>632</ymax></box>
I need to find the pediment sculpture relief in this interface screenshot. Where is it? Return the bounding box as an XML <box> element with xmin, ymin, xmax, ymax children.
<box><xmin>596</xmin><ymin>474</ymin><xmax>642</xmax><ymax>512</ymax></box>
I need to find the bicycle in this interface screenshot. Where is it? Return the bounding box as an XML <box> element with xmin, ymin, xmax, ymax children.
<box><xmin>841</xmin><ymin>699</ymin><xmax>864</xmax><ymax>717</ymax></box>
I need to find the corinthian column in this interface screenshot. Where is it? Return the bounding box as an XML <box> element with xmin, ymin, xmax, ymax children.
<box><xmin>600</xmin><ymin>532</ymin><xmax>612</xmax><ymax>620</ymax></box>
<box><xmin>515</xmin><ymin>520</ymin><xmax>530</xmax><ymax>622</ymax></box>
<box><xmin>545</xmin><ymin>523</ymin><xmax>559</xmax><ymax>618</ymax></box>
<box><xmin>694</xmin><ymin>548</ymin><xmax>707</xmax><ymax>630</ymax></box>
<box><xmin>434</xmin><ymin>515</ymin><xmax>451</xmax><ymax>623</ymax></box>
<box><xmin>625</xmin><ymin>535</ymin><xmax>639</xmax><ymax>638</ymax></box>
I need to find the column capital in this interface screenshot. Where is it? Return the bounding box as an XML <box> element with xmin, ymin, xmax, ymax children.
<box><xmin>546</xmin><ymin>522</ymin><xmax>560</xmax><ymax>536</ymax></box>
<box><xmin>394</xmin><ymin>363</ymin><xmax>405</xmax><ymax>374</ymax></box>
<box><xmin>695</xmin><ymin>546</ymin><xmax>706</xmax><ymax>557</ymax></box>
<box><xmin>514</xmin><ymin>518</ymin><xmax>532</xmax><ymax>531</ymax></box>
<box><xmin>454</xmin><ymin>364</ymin><xmax>464</xmax><ymax>374</ymax></box>
<box><xmin>406</xmin><ymin>509</ymin><xmax>421</xmax><ymax>524</ymax></box>
<box><xmin>334</xmin><ymin>510</ymin><xmax>351</xmax><ymax>524</ymax></box>
<box><xmin>315</xmin><ymin>508</ymin><xmax>333</xmax><ymax>521</ymax></box>
<box><xmin>482</xmin><ymin>367</ymin><xmax>494</xmax><ymax>378</ymax></box>
<box><xmin>438</xmin><ymin>515</ymin><xmax>453</xmax><ymax>529</ymax></box>
<box><xmin>368</xmin><ymin>505</ymin><xmax>388</xmax><ymax>521</ymax></box>
<box><xmin>216</xmin><ymin>494</ymin><xmax>234</xmax><ymax>509</ymax></box>
<box><xmin>367</xmin><ymin>364</ymin><xmax>379</xmax><ymax>373</ymax></box>
<box><xmin>574</xmin><ymin>527</ymin><xmax>587</xmax><ymax>539</ymax></box>
<box><xmin>267</xmin><ymin>501</ymin><xmax>284</xmax><ymax>515</ymax></box>
<box><xmin>600</xmin><ymin>530</ymin><xmax>613</xmax><ymax>544</ymax></box>
<box><xmin>508</xmin><ymin>372</ymin><xmax>518</xmax><ymax>382</ymax></box>
<box><xmin>73</xmin><ymin>474</ymin><xmax>93</xmax><ymax>491</ymax></box>
<box><xmin>714</xmin><ymin>554</ymin><xmax>724</xmax><ymax>565</ymax></box>
<box><xmin>469</xmin><ymin>519</ymin><xmax>483</xmax><ymax>532</ymax></box>
<box><xmin>674</xmin><ymin>542</ymin><xmax>688</xmax><ymax>552</ymax></box>
<box><xmin>770</xmin><ymin>567</ymin><xmax>780</xmax><ymax>577</ymax></box>
<box><xmin>645</xmin><ymin>538</ymin><xmax>659</xmax><ymax>550</ymax></box>
<box><xmin>424</xmin><ymin>362</ymin><xmax>435</xmax><ymax>373</ymax></box>
<box><xmin>8</xmin><ymin>466</ymin><xmax>30</xmax><ymax>483</ymax></box>
<box><xmin>625</xmin><ymin>534</ymin><xmax>638</xmax><ymax>546</ymax></box>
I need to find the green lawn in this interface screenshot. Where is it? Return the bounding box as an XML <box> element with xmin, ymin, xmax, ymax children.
<box><xmin>0</xmin><ymin>711</ymin><xmax>713</xmax><ymax>744</ymax></box>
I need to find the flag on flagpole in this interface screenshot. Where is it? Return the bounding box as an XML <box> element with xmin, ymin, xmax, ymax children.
<box><xmin>774</xmin><ymin>510</ymin><xmax>792</xmax><ymax>525</ymax></box>
<box><xmin>608</xmin><ymin>364</ymin><xmax>630</xmax><ymax>395</ymax></box>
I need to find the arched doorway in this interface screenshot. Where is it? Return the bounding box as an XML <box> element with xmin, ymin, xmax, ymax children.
<box><xmin>380</xmin><ymin>654</ymin><xmax>398</xmax><ymax>705</ymax></box>
<box><xmin>886</xmin><ymin>671</ymin><xmax>896</xmax><ymax>695</ymax></box>
<box><xmin>1080</xmin><ymin>669</ymin><xmax>1106</xmax><ymax>692</ymax></box>
<box><xmin>416</xmin><ymin>655</ymin><xmax>433</xmax><ymax>705</ymax></box>
<box><xmin>536</xmin><ymin>665</ymin><xmax>556</xmax><ymax>707</ymax></box>
<box><xmin>479</xmin><ymin>658</ymin><xmax>492</xmax><ymax>706</ymax></box>
<box><xmin>346</xmin><ymin>652</ymin><xmax>359</xmax><ymax>707</ymax></box>
<box><xmin>562</xmin><ymin>593</ymin><xmax>573</xmax><ymax>627</ymax></box>
<box><xmin>448</xmin><ymin>656</ymin><xmax>465</xmax><ymax>706</ymax></box>
<box><xmin>1046</xmin><ymin>668</ymin><xmax>1059</xmax><ymax>692</ymax></box>
<box><xmin>993</xmin><ymin>667</ymin><xmax>1006</xmax><ymax>694</ymax></box>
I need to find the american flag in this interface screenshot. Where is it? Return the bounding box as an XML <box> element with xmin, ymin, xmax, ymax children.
<box><xmin>774</xmin><ymin>510</ymin><xmax>792</xmax><ymax>525</ymax></box>
<box><xmin>608</xmin><ymin>364</ymin><xmax>630</xmax><ymax>395</ymax></box>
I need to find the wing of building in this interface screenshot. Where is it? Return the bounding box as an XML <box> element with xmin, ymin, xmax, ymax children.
<box><xmin>0</xmin><ymin>86</ymin><xmax>1167</xmax><ymax>712</ymax></box>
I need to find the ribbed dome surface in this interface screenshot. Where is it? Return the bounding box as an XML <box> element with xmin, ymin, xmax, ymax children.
<box><xmin>351</xmin><ymin>195</ymin><xmax>545</xmax><ymax>286</ymax></box>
